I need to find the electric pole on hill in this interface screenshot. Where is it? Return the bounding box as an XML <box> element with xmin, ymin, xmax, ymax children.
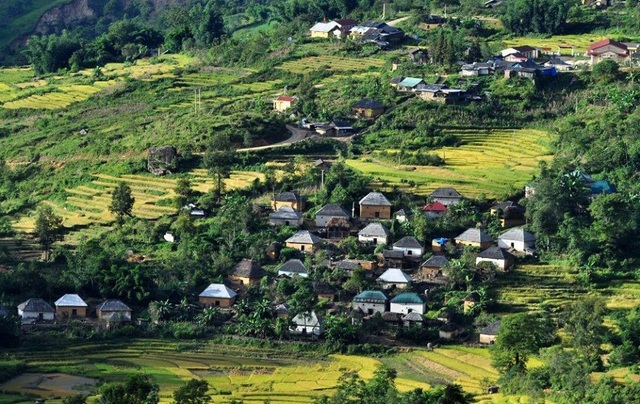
<box><xmin>194</xmin><ymin>88</ymin><xmax>202</xmax><ymax>115</ymax></box>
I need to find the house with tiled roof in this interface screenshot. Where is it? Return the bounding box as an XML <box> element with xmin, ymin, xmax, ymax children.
<box><xmin>199</xmin><ymin>284</ymin><xmax>237</xmax><ymax>308</ymax></box>
<box><xmin>96</xmin><ymin>299</ymin><xmax>131</xmax><ymax>322</ymax></box>
<box><xmin>390</xmin><ymin>292</ymin><xmax>426</xmax><ymax>315</ymax></box>
<box><xmin>273</xmin><ymin>192</ymin><xmax>305</xmax><ymax>211</ymax></box>
<box><xmin>455</xmin><ymin>228</ymin><xmax>493</xmax><ymax>249</ymax></box>
<box><xmin>352</xmin><ymin>98</ymin><xmax>384</xmax><ymax>119</ymax></box>
<box><xmin>285</xmin><ymin>230</ymin><xmax>323</xmax><ymax>253</ymax></box>
<box><xmin>421</xmin><ymin>255</ymin><xmax>449</xmax><ymax>280</ymax></box>
<box><xmin>18</xmin><ymin>298</ymin><xmax>54</xmax><ymax>321</ymax></box>
<box><xmin>479</xmin><ymin>320</ymin><xmax>500</xmax><ymax>344</ymax></box>
<box><xmin>291</xmin><ymin>311</ymin><xmax>323</xmax><ymax>336</ymax></box>
<box><xmin>429</xmin><ymin>188</ymin><xmax>462</xmax><ymax>206</ymax></box>
<box><xmin>490</xmin><ymin>201</ymin><xmax>526</xmax><ymax>227</ymax></box>
<box><xmin>278</xmin><ymin>259</ymin><xmax>308</xmax><ymax>278</ymax></box>
<box><xmin>476</xmin><ymin>246</ymin><xmax>515</xmax><ymax>271</ymax></box>
<box><xmin>359</xmin><ymin>192</ymin><xmax>392</xmax><ymax>219</ymax></box>
<box><xmin>54</xmin><ymin>294</ymin><xmax>88</xmax><ymax>319</ymax></box>
<box><xmin>269</xmin><ymin>206</ymin><xmax>303</xmax><ymax>227</ymax></box>
<box><xmin>377</xmin><ymin>268</ymin><xmax>412</xmax><ymax>289</ymax></box>
<box><xmin>358</xmin><ymin>222</ymin><xmax>390</xmax><ymax>245</ymax></box>
<box><xmin>498</xmin><ymin>228</ymin><xmax>536</xmax><ymax>252</ymax></box>
<box><xmin>393</xmin><ymin>236</ymin><xmax>424</xmax><ymax>258</ymax></box>
<box><xmin>353</xmin><ymin>290</ymin><xmax>388</xmax><ymax>315</ymax></box>
<box><xmin>309</xmin><ymin>21</ymin><xmax>342</xmax><ymax>38</ymax></box>
<box><xmin>273</xmin><ymin>95</ymin><xmax>297</xmax><ymax>112</ymax></box>
<box><xmin>402</xmin><ymin>311</ymin><xmax>425</xmax><ymax>327</ymax></box>
<box><xmin>316</xmin><ymin>203</ymin><xmax>350</xmax><ymax>227</ymax></box>
<box><xmin>230</xmin><ymin>259</ymin><xmax>266</xmax><ymax>285</ymax></box>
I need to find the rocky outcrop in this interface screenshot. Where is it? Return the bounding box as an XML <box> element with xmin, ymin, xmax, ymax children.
<box><xmin>33</xmin><ymin>0</ymin><xmax>95</xmax><ymax>36</ymax></box>
<box><xmin>148</xmin><ymin>146</ymin><xmax>178</xmax><ymax>175</ymax></box>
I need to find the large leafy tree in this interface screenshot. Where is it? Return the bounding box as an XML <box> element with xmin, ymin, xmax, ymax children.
<box><xmin>99</xmin><ymin>374</ymin><xmax>159</xmax><ymax>404</ymax></box>
<box><xmin>172</xmin><ymin>379</ymin><xmax>210</xmax><ymax>404</ymax></box>
<box><xmin>34</xmin><ymin>204</ymin><xmax>64</xmax><ymax>260</ymax></box>
<box><xmin>491</xmin><ymin>312</ymin><xmax>556</xmax><ymax>373</ymax></box>
<box><xmin>203</xmin><ymin>134</ymin><xmax>236</xmax><ymax>201</ymax></box>
<box><xmin>501</xmin><ymin>0</ymin><xmax>576</xmax><ymax>35</ymax></box>
<box><xmin>110</xmin><ymin>182</ymin><xmax>135</xmax><ymax>224</ymax></box>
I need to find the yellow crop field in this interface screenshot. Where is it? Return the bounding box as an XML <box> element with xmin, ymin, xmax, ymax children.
<box><xmin>277</xmin><ymin>56</ymin><xmax>384</xmax><ymax>74</ymax></box>
<box><xmin>502</xmin><ymin>34</ymin><xmax>620</xmax><ymax>55</ymax></box>
<box><xmin>346</xmin><ymin>128</ymin><xmax>552</xmax><ymax>198</ymax></box>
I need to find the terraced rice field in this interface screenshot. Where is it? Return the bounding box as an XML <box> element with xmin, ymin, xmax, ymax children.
<box><xmin>347</xmin><ymin>128</ymin><xmax>552</xmax><ymax>198</ymax></box>
<box><xmin>277</xmin><ymin>56</ymin><xmax>385</xmax><ymax>74</ymax></box>
<box><xmin>0</xmin><ymin>55</ymin><xmax>193</xmax><ymax>110</ymax></box>
<box><xmin>2</xmin><ymin>339</ymin><xmax>427</xmax><ymax>404</ymax></box>
<box><xmin>502</xmin><ymin>34</ymin><xmax>622</xmax><ymax>55</ymax></box>
<box><xmin>11</xmin><ymin>170</ymin><xmax>264</xmax><ymax>236</ymax></box>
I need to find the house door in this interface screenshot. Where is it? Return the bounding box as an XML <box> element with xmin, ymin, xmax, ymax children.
<box><xmin>373</xmin><ymin>238</ymin><xmax>377</xmax><ymax>245</ymax></box>
<box><xmin>72</xmin><ymin>309</ymin><xmax>77</xmax><ymax>317</ymax></box>
<box><xmin>374</xmin><ymin>212</ymin><xmax>380</xmax><ymax>218</ymax></box>
<box><xmin>368</xmin><ymin>309</ymin><xmax>374</xmax><ymax>315</ymax></box>
<box><xmin>215</xmin><ymin>301</ymin><xmax>220</xmax><ymax>306</ymax></box>
<box><xmin>38</xmin><ymin>313</ymin><xmax>43</xmax><ymax>320</ymax></box>
<box><xmin>511</xmin><ymin>242</ymin><xmax>515</xmax><ymax>248</ymax></box>
<box><xmin>285</xmin><ymin>221</ymin><xmax>290</xmax><ymax>226</ymax></box>
<box><xmin>300</xmin><ymin>245</ymin><xmax>305</xmax><ymax>252</ymax></box>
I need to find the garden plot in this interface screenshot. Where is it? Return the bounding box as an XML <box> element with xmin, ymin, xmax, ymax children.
<box><xmin>0</xmin><ymin>373</ymin><xmax>98</xmax><ymax>398</ymax></box>
<box><xmin>277</xmin><ymin>56</ymin><xmax>384</xmax><ymax>74</ymax></box>
<box><xmin>347</xmin><ymin>128</ymin><xmax>552</xmax><ymax>198</ymax></box>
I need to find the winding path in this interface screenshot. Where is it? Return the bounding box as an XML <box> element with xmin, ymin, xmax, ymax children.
<box><xmin>236</xmin><ymin>125</ymin><xmax>310</xmax><ymax>152</ymax></box>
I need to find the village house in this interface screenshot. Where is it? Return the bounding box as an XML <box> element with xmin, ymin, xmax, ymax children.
<box><xmin>336</xmin><ymin>259</ymin><xmax>361</xmax><ymax>272</ymax></box>
<box><xmin>274</xmin><ymin>303</ymin><xmax>291</xmax><ymax>319</ymax></box>
<box><xmin>501</xmin><ymin>45</ymin><xmax>540</xmax><ymax>60</ymax></box>
<box><xmin>230</xmin><ymin>259</ymin><xmax>266</xmax><ymax>285</ymax></box>
<box><xmin>353</xmin><ymin>290</ymin><xmax>388</xmax><ymax>315</ymax></box>
<box><xmin>397</xmin><ymin>77</ymin><xmax>427</xmax><ymax>92</ymax></box>
<box><xmin>393</xmin><ymin>236</ymin><xmax>424</xmax><ymax>259</ymax></box>
<box><xmin>429</xmin><ymin>187</ymin><xmax>462</xmax><ymax>206</ymax></box>
<box><xmin>479</xmin><ymin>320</ymin><xmax>501</xmax><ymax>344</ymax></box>
<box><xmin>291</xmin><ymin>311</ymin><xmax>323</xmax><ymax>336</ymax></box>
<box><xmin>418</xmin><ymin>87</ymin><xmax>467</xmax><ymax>104</ymax></box>
<box><xmin>314</xmin><ymin>282</ymin><xmax>336</xmax><ymax>301</ymax></box>
<box><xmin>402</xmin><ymin>311</ymin><xmax>425</xmax><ymax>327</ymax></box>
<box><xmin>199</xmin><ymin>284</ymin><xmax>237</xmax><ymax>308</ymax></box>
<box><xmin>431</xmin><ymin>237</ymin><xmax>450</xmax><ymax>253</ymax></box>
<box><xmin>54</xmin><ymin>294</ymin><xmax>88</xmax><ymax>319</ymax></box>
<box><xmin>336</xmin><ymin>18</ymin><xmax>358</xmax><ymax>32</ymax></box>
<box><xmin>439</xmin><ymin>322</ymin><xmax>460</xmax><ymax>340</ymax></box>
<box><xmin>352</xmin><ymin>98</ymin><xmax>385</xmax><ymax>119</ymax></box>
<box><xmin>463</xmin><ymin>292</ymin><xmax>480</xmax><ymax>313</ymax></box>
<box><xmin>273</xmin><ymin>192</ymin><xmax>305</xmax><ymax>211</ymax></box>
<box><xmin>315</xmin><ymin>203</ymin><xmax>350</xmax><ymax>227</ymax></box>
<box><xmin>17</xmin><ymin>298</ymin><xmax>54</xmax><ymax>322</ymax></box>
<box><xmin>389</xmin><ymin>76</ymin><xmax>405</xmax><ymax>88</ymax></box>
<box><xmin>587</xmin><ymin>39</ymin><xmax>628</xmax><ymax>65</ymax></box>
<box><xmin>285</xmin><ymin>230</ymin><xmax>323</xmax><ymax>253</ymax></box>
<box><xmin>544</xmin><ymin>57</ymin><xmax>574</xmax><ymax>71</ymax></box>
<box><xmin>455</xmin><ymin>228</ymin><xmax>493</xmax><ymax>249</ymax></box>
<box><xmin>423</xmin><ymin>201</ymin><xmax>447</xmax><ymax>219</ymax></box>
<box><xmin>277</xmin><ymin>259</ymin><xmax>308</xmax><ymax>278</ymax></box>
<box><xmin>408</xmin><ymin>48</ymin><xmax>429</xmax><ymax>64</ymax></box>
<box><xmin>309</xmin><ymin>21</ymin><xmax>342</xmax><ymax>38</ymax></box>
<box><xmin>498</xmin><ymin>228</ymin><xmax>536</xmax><ymax>253</ymax></box>
<box><xmin>476</xmin><ymin>246</ymin><xmax>516</xmax><ymax>271</ymax></box>
<box><xmin>420</xmin><ymin>255</ymin><xmax>449</xmax><ymax>281</ymax></box>
<box><xmin>390</xmin><ymin>292</ymin><xmax>426</xmax><ymax>315</ymax></box>
<box><xmin>383</xmin><ymin>250</ymin><xmax>405</xmax><ymax>268</ymax></box>
<box><xmin>268</xmin><ymin>206</ymin><xmax>303</xmax><ymax>227</ymax></box>
<box><xmin>330</xmin><ymin>120</ymin><xmax>354</xmax><ymax>136</ymax></box>
<box><xmin>490</xmin><ymin>201</ymin><xmax>526</xmax><ymax>227</ymax></box>
<box><xmin>272</xmin><ymin>95</ymin><xmax>297</xmax><ymax>112</ymax></box>
<box><xmin>325</xmin><ymin>217</ymin><xmax>351</xmax><ymax>239</ymax></box>
<box><xmin>358</xmin><ymin>222</ymin><xmax>390</xmax><ymax>245</ymax></box>
<box><xmin>377</xmin><ymin>268</ymin><xmax>412</xmax><ymax>289</ymax></box>
<box><xmin>393</xmin><ymin>208</ymin><xmax>412</xmax><ymax>223</ymax></box>
<box><xmin>96</xmin><ymin>299</ymin><xmax>132</xmax><ymax>322</ymax></box>
<box><xmin>360</xmin><ymin>21</ymin><xmax>405</xmax><ymax>43</ymax></box>
<box><xmin>359</xmin><ymin>191</ymin><xmax>392</xmax><ymax>219</ymax></box>
<box><xmin>460</xmin><ymin>62</ymin><xmax>493</xmax><ymax>76</ymax></box>
<box><xmin>382</xmin><ymin>311</ymin><xmax>403</xmax><ymax>328</ymax></box>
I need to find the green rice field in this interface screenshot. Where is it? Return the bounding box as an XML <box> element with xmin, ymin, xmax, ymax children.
<box><xmin>347</xmin><ymin>128</ymin><xmax>552</xmax><ymax>198</ymax></box>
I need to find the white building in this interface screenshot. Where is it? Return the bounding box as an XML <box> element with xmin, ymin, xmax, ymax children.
<box><xmin>392</xmin><ymin>236</ymin><xmax>424</xmax><ymax>257</ymax></box>
<box><xmin>498</xmin><ymin>228</ymin><xmax>536</xmax><ymax>252</ymax></box>
<box><xmin>358</xmin><ymin>222</ymin><xmax>390</xmax><ymax>245</ymax></box>
<box><xmin>291</xmin><ymin>311</ymin><xmax>323</xmax><ymax>336</ymax></box>
<box><xmin>377</xmin><ymin>268</ymin><xmax>412</xmax><ymax>289</ymax></box>
<box><xmin>353</xmin><ymin>290</ymin><xmax>388</xmax><ymax>315</ymax></box>
<box><xmin>18</xmin><ymin>298</ymin><xmax>55</xmax><ymax>321</ymax></box>
<box><xmin>390</xmin><ymin>293</ymin><xmax>426</xmax><ymax>315</ymax></box>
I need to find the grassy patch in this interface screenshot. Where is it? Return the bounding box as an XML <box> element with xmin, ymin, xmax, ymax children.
<box><xmin>347</xmin><ymin>128</ymin><xmax>552</xmax><ymax>198</ymax></box>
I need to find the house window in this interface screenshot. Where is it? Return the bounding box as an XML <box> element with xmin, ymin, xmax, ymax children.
<box><xmin>239</xmin><ymin>280</ymin><xmax>244</xmax><ymax>285</ymax></box>
<box><xmin>285</xmin><ymin>221</ymin><xmax>290</xmax><ymax>226</ymax></box>
<box><xmin>300</xmin><ymin>245</ymin><xmax>305</xmax><ymax>252</ymax></box>
<box><xmin>215</xmin><ymin>301</ymin><xmax>220</xmax><ymax>306</ymax></box>
<box><xmin>511</xmin><ymin>242</ymin><xmax>515</xmax><ymax>248</ymax></box>
<box><xmin>375</xmin><ymin>212</ymin><xmax>380</xmax><ymax>218</ymax></box>
<box><xmin>368</xmin><ymin>308</ymin><xmax>374</xmax><ymax>315</ymax></box>
<box><xmin>407</xmin><ymin>250</ymin><xmax>413</xmax><ymax>255</ymax></box>
<box><xmin>38</xmin><ymin>313</ymin><xmax>43</xmax><ymax>320</ymax></box>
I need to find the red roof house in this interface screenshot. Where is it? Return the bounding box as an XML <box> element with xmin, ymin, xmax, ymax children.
<box><xmin>423</xmin><ymin>201</ymin><xmax>447</xmax><ymax>218</ymax></box>
<box><xmin>587</xmin><ymin>39</ymin><xmax>628</xmax><ymax>65</ymax></box>
<box><xmin>273</xmin><ymin>96</ymin><xmax>297</xmax><ymax>112</ymax></box>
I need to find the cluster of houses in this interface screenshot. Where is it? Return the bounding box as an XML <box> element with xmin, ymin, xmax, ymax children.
<box><xmin>262</xmin><ymin>184</ymin><xmax>539</xmax><ymax>340</ymax></box>
<box><xmin>309</xmin><ymin>19</ymin><xmax>405</xmax><ymax>48</ymax></box>
<box><xmin>389</xmin><ymin>77</ymin><xmax>468</xmax><ymax>104</ymax></box>
<box><xmin>6</xmin><ymin>295</ymin><xmax>132</xmax><ymax>326</ymax></box>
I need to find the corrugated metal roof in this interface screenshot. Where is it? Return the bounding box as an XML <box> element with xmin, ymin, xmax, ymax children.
<box><xmin>278</xmin><ymin>259</ymin><xmax>308</xmax><ymax>277</ymax></box>
<box><xmin>96</xmin><ymin>299</ymin><xmax>131</xmax><ymax>312</ymax></box>
<box><xmin>286</xmin><ymin>230</ymin><xmax>322</xmax><ymax>245</ymax></box>
<box><xmin>269</xmin><ymin>206</ymin><xmax>303</xmax><ymax>220</ymax></box>
<box><xmin>199</xmin><ymin>284</ymin><xmax>237</xmax><ymax>299</ymax></box>
<box><xmin>378</xmin><ymin>268</ymin><xmax>411</xmax><ymax>284</ymax></box>
<box><xmin>354</xmin><ymin>290</ymin><xmax>388</xmax><ymax>301</ymax></box>
<box><xmin>391</xmin><ymin>292</ymin><xmax>424</xmax><ymax>304</ymax></box>
<box><xmin>18</xmin><ymin>298</ymin><xmax>54</xmax><ymax>313</ymax></box>
<box><xmin>316</xmin><ymin>203</ymin><xmax>349</xmax><ymax>217</ymax></box>
<box><xmin>359</xmin><ymin>192</ymin><xmax>391</xmax><ymax>206</ymax></box>
<box><xmin>55</xmin><ymin>294</ymin><xmax>88</xmax><ymax>307</ymax></box>
<box><xmin>499</xmin><ymin>228</ymin><xmax>536</xmax><ymax>242</ymax></box>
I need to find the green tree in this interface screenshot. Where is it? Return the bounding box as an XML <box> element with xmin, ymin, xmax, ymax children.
<box><xmin>592</xmin><ymin>59</ymin><xmax>619</xmax><ymax>83</ymax></box>
<box><xmin>563</xmin><ymin>297</ymin><xmax>607</xmax><ymax>369</ymax></box>
<box><xmin>34</xmin><ymin>204</ymin><xmax>64</xmax><ymax>260</ymax></box>
<box><xmin>203</xmin><ymin>134</ymin><xmax>236</xmax><ymax>200</ymax></box>
<box><xmin>172</xmin><ymin>379</ymin><xmax>210</xmax><ymax>404</ymax></box>
<box><xmin>174</xmin><ymin>177</ymin><xmax>193</xmax><ymax>209</ymax></box>
<box><xmin>491</xmin><ymin>312</ymin><xmax>556</xmax><ymax>373</ymax></box>
<box><xmin>62</xmin><ymin>395</ymin><xmax>87</xmax><ymax>404</ymax></box>
<box><xmin>110</xmin><ymin>182</ymin><xmax>135</xmax><ymax>224</ymax></box>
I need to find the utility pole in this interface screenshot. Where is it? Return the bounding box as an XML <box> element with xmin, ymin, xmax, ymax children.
<box><xmin>383</xmin><ymin>3</ymin><xmax>386</xmax><ymax>19</ymax></box>
<box><xmin>194</xmin><ymin>88</ymin><xmax>202</xmax><ymax>115</ymax></box>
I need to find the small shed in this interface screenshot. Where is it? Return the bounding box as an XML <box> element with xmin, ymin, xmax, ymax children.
<box><xmin>54</xmin><ymin>294</ymin><xmax>88</xmax><ymax>319</ymax></box>
<box><xmin>315</xmin><ymin>203</ymin><xmax>350</xmax><ymax>227</ymax></box>
<box><xmin>464</xmin><ymin>292</ymin><xmax>480</xmax><ymax>314</ymax></box>
<box><xmin>314</xmin><ymin>281</ymin><xmax>336</xmax><ymax>301</ymax></box>
<box><xmin>421</xmin><ymin>255</ymin><xmax>449</xmax><ymax>279</ymax></box>
<box><xmin>402</xmin><ymin>311</ymin><xmax>425</xmax><ymax>327</ymax></box>
<box><xmin>479</xmin><ymin>320</ymin><xmax>501</xmax><ymax>344</ymax></box>
<box><xmin>439</xmin><ymin>322</ymin><xmax>460</xmax><ymax>340</ymax></box>
<box><xmin>199</xmin><ymin>284</ymin><xmax>237</xmax><ymax>308</ymax></box>
<box><xmin>352</xmin><ymin>98</ymin><xmax>385</xmax><ymax>119</ymax></box>
<box><xmin>476</xmin><ymin>246</ymin><xmax>516</xmax><ymax>271</ymax></box>
<box><xmin>382</xmin><ymin>249</ymin><xmax>405</xmax><ymax>268</ymax></box>
<box><xmin>274</xmin><ymin>303</ymin><xmax>291</xmax><ymax>319</ymax></box>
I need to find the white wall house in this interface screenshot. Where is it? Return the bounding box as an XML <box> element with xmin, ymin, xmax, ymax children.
<box><xmin>390</xmin><ymin>293</ymin><xmax>426</xmax><ymax>315</ymax></box>
<box><xmin>498</xmin><ymin>228</ymin><xmax>536</xmax><ymax>252</ymax></box>
<box><xmin>290</xmin><ymin>311</ymin><xmax>323</xmax><ymax>336</ymax></box>
<box><xmin>353</xmin><ymin>291</ymin><xmax>388</xmax><ymax>315</ymax></box>
<box><xmin>17</xmin><ymin>298</ymin><xmax>55</xmax><ymax>321</ymax></box>
<box><xmin>392</xmin><ymin>236</ymin><xmax>424</xmax><ymax>257</ymax></box>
